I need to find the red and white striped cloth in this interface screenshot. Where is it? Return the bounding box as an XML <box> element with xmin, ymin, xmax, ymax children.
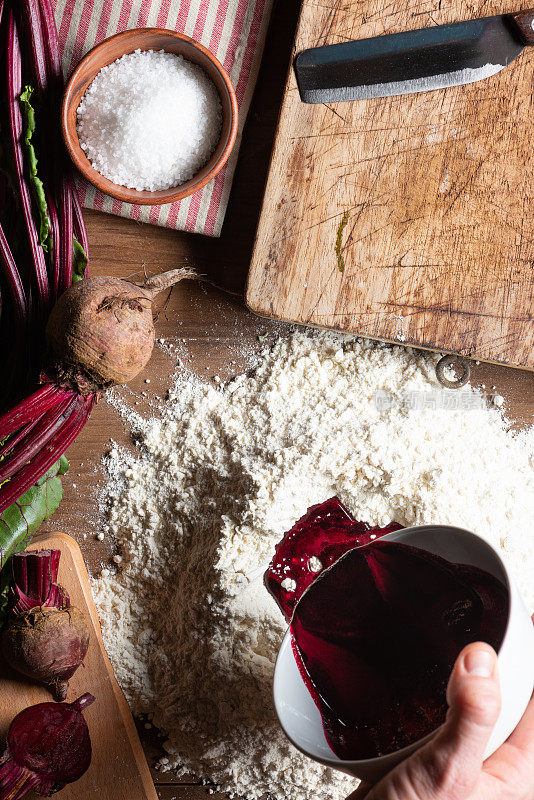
<box><xmin>53</xmin><ymin>0</ymin><xmax>274</xmax><ymax>236</ymax></box>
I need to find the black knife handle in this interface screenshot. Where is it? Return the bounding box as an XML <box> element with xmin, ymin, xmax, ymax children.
<box><xmin>509</xmin><ymin>7</ymin><xmax>534</xmax><ymax>43</ymax></box>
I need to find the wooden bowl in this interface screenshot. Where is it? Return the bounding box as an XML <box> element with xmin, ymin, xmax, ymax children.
<box><xmin>61</xmin><ymin>28</ymin><xmax>238</xmax><ymax>205</ymax></box>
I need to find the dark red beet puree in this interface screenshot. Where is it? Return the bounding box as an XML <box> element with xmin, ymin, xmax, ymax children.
<box><xmin>264</xmin><ymin>498</ymin><xmax>509</xmax><ymax>761</ymax></box>
<box><xmin>265</xmin><ymin>497</ymin><xmax>403</xmax><ymax>621</ymax></box>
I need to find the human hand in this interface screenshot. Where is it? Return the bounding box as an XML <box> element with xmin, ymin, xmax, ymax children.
<box><xmin>349</xmin><ymin>634</ymin><xmax>534</xmax><ymax>800</ymax></box>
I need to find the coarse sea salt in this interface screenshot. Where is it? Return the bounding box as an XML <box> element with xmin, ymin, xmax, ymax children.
<box><xmin>77</xmin><ymin>49</ymin><xmax>222</xmax><ymax>191</ymax></box>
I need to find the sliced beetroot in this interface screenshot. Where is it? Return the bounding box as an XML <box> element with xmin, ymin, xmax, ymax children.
<box><xmin>264</xmin><ymin>497</ymin><xmax>403</xmax><ymax>620</ymax></box>
<box><xmin>0</xmin><ymin>693</ymin><xmax>94</xmax><ymax>799</ymax></box>
<box><xmin>290</xmin><ymin>540</ymin><xmax>509</xmax><ymax>760</ymax></box>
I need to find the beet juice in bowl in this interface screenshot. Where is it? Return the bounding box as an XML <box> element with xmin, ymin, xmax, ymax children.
<box><xmin>265</xmin><ymin>498</ymin><xmax>534</xmax><ymax>781</ymax></box>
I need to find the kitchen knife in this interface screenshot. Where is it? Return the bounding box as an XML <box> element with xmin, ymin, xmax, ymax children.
<box><xmin>295</xmin><ymin>8</ymin><xmax>534</xmax><ymax>103</ymax></box>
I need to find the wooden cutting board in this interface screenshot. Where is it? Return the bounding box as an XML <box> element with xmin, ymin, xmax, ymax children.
<box><xmin>0</xmin><ymin>533</ymin><xmax>158</xmax><ymax>800</ymax></box>
<box><xmin>247</xmin><ymin>0</ymin><xmax>534</xmax><ymax>368</ymax></box>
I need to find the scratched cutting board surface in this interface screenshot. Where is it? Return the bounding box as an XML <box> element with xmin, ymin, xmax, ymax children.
<box><xmin>0</xmin><ymin>533</ymin><xmax>158</xmax><ymax>800</ymax></box>
<box><xmin>246</xmin><ymin>0</ymin><xmax>534</xmax><ymax>368</ymax></box>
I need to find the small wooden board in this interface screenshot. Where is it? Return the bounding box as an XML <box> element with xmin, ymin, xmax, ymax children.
<box><xmin>247</xmin><ymin>0</ymin><xmax>534</xmax><ymax>368</ymax></box>
<box><xmin>0</xmin><ymin>533</ymin><xmax>158</xmax><ymax>800</ymax></box>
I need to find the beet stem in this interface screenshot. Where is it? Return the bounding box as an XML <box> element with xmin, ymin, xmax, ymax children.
<box><xmin>10</xmin><ymin>549</ymin><xmax>67</xmax><ymax>614</ymax></box>
<box><xmin>0</xmin><ymin>222</ymin><xmax>28</xmax><ymax>407</ymax></box>
<box><xmin>5</xmin><ymin>10</ymin><xmax>50</xmax><ymax>316</ymax></box>
<box><xmin>45</xmin><ymin>187</ymin><xmax>61</xmax><ymax>298</ymax></box>
<box><xmin>72</xmin><ymin>693</ymin><xmax>96</xmax><ymax>713</ymax></box>
<box><xmin>0</xmin><ymin>396</ymin><xmax>77</xmax><ymax>484</ymax></box>
<box><xmin>0</xmin><ymin>759</ymin><xmax>40</xmax><ymax>800</ymax></box>
<box><xmin>0</xmin><ymin>384</ymin><xmax>71</xmax><ymax>440</ymax></box>
<box><xmin>36</xmin><ymin>0</ymin><xmax>63</xmax><ymax>78</ymax></box>
<box><xmin>30</xmin><ymin>0</ymin><xmax>76</xmax><ymax>295</ymax></box>
<box><xmin>0</xmin><ymin>419</ymin><xmax>41</xmax><ymax>460</ymax></box>
<box><xmin>0</xmin><ymin>224</ymin><xmax>27</xmax><ymax>325</ymax></box>
<box><xmin>19</xmin><ymin>0</ymin><xmax>48</xmax><ymax>93</ymax></box>
<box><xmin>58</xmin><ymin>181</ymin><xmax>73</xmax><ymax>294</ymax></box>
<box><xmin>0</xmin><ymin>395</ymin><xmax>94</xmax><ymax>515</ymax></box>
<box><xmin>71</xmin><ymin>187</ymin><xmax>89</xmax><ymax>258</ymax></box>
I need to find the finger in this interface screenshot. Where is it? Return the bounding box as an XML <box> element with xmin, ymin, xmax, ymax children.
<box><xmin>441</xmin><ymin>642</ymin><xmax>501</xmax><ymax>762</ymax></box>
<box><xmin>380</xmin><ymin>643</ymin><xmax>501</xmax><ymax>800</ymax></box>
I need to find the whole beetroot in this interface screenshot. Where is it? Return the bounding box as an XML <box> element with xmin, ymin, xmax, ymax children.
<box><xmin>1</xmin><ymin>550</ymin><xmax>89</xmax><ymax>701</ymax></box>
<box><xmin>2</xmin><ymin>606</ymin><xmax>89</xmax><ymax>702</ymax></box>
<box><xmin>46</xmin><ymin>269</ymin><xmax>196</xmax><ymax>391</ymax></box>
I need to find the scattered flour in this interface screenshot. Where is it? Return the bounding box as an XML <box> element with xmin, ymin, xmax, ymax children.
<box><xmin>92</xmin><ymin>331</ymin><xmax>534</xmax><ymax>800</ymax></box>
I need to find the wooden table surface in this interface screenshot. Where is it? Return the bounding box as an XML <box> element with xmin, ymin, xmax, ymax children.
<box><xmin>41</xmin><ymin>1</ymin><xmax>534</xmax><ymax>797</ymax></box>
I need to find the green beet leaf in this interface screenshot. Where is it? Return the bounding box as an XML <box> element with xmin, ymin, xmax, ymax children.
<box><xmin>0</xmin><ymin>455</ymin><xmax>69</xmax><ymax>578</ymax></box>
<box><xmin>72</xmin><ymin>235</ymin><xmax>88</xmax><ymax>282</ymax></box>
<box><xmin>20</xmin><ymin>85</ymin><xmax>51</xmax><ymax>250</ymax></box>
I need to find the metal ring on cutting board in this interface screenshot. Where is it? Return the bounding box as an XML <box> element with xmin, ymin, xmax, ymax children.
<box><xmin>435</xmin><ymin>355</ymin><xmax>471</xmax><ymax>389</ymax></box>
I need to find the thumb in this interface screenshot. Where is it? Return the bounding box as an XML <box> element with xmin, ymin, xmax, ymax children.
<box><xmin>440</xmin><ymin>642</ymin><xmax>501</xmax><ymax>769</ymax></box>
<box><xmin>375</xmin><ymin>643</ymin><xmax>501</xmax><ymax>800</ymax></box>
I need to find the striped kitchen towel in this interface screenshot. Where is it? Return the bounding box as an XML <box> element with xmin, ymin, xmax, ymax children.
<box><xmin>53</xmin><ymin>0</ymin><xmax>274</xmax><ymax>236</ymax></box>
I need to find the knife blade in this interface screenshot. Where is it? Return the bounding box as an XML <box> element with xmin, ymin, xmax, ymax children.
<box><xmin>295</xmin><ymin>8</ymin><xmax>534</xmax><ymax>103</ymax></box>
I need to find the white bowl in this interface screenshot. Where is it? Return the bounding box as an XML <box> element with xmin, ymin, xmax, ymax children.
<box><xmin>273</xmin><ymin>524</ymin><xmax>534</xmax><ymax>782</ymax></box>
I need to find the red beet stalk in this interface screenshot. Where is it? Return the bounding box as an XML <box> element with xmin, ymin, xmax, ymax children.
<box><xmin>0</xmin><ymin>224</ymin><xmax>26</xmax><ymax>327</ymax></box>
<box><xmin>0</xmin><ymin>385</ymin><xmax>72</xmax><ymax>439</ymax></box>
<box><xmin>44</xmin><ymin>187</ymin><xmax>61</xmax><ymax>296</ymax></box>
<box><xmin>5</xmin><ymin>8</ymin><xmax>50</xmax><ymax>317</ymax></box>
<box><xmin>19</xmin><ymin>0</ymin><xmax>74</xmax><ymax>296</ymax></box>
<box><xmin>0</xmin><ymin>0</ymin><xmax>92</xmax><ymax>527</ymax></box>
<box><xmin>0</xmin><ymin>694</ymin><xmax>94</xmax><ymax>799</ymax></box>
<box><xmin>0</xmin><ymin>396</ymin><xmax>78</xmax><ymax>484</ymax></box>
<box><xmin>0</xmin><ymin>394</ymin><xmax>95</xmax><ymax>516</ymax></box>
<box><xmin>0</xmin><ymin>221</ymin><xmax>28</xmax><ymax>403</ymax></box>
<box><xmin>40</xmin><ymin>0</ymin><xmax>89</xmax><ymax>274</ymax></box>
<box><xmin>0</xmin><ymin>0</ymin><xmax>196</xmax><ymax>547</ymax></box>
<box><xmin>9</xmin><ymin>549</ymin><xmax>69</xmax><ymax>614</ymax></box>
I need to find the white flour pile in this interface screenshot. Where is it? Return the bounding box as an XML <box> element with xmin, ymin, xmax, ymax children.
<box><xmin>77</xmin><ymin>49</ymin><xmax>221</xmax><ymax>191</ymax></box>
<box><xmin>92</xmin><ymin>331</ymin><xmax>534</xmax><ymax>800</ymax></box>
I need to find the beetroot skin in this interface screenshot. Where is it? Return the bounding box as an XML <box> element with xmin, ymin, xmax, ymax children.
<box><xmin>0</xmin><ymin>694</ymin><xmax>94</xmax><ymax>799</ymax></box>
<box><xmin>1</xmin><ymin>606</ymin><xmax>89</xmax><ymax>701</ymax></box>
<box><xmin>46</xmin><ymin>269</ymin><xmax>196</xmax><ymax>391</ymax></box>
<box><xmin>1</xmin><ymin>550</ymin><xmax>89</xmax><ymax>700</ymax></box>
